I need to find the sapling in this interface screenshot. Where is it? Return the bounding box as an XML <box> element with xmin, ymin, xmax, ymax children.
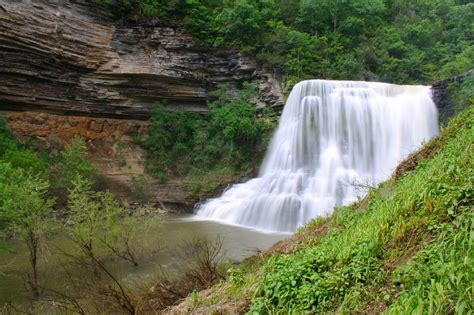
<box><xmin>0</xmin><ymin>165</ymin><xmax>54</xmax><ymax>296</ymax></box>
<box><xmin>61</xmin><ymin>174</ymin><xmax>137</xmax><ymax>313</ymax></box>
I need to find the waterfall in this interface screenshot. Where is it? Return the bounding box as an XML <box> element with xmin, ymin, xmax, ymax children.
<box><xmin>195</xmin><ymin>80</ymin><xmax>439</xmax><ymax>233</ymax></box>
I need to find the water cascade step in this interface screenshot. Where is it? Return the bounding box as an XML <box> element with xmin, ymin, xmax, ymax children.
<box><xmin>195</xmin><ymin>80</ymin><xmax>439</xmax><ymax>233</ymax></box>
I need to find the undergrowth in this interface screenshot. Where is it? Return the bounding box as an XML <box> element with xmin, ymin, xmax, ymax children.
<box><xmin>187</xmin><ymin>106</ymin><xmax>473</xmax><ymax>314</ymax></box>
<box><xmin>137</xmin><ymin>83</ymin><xmax>275</xmax><ymax>182</ymax></box>
<box><xmin>249</xmin><ymin>106</ymin><xmax>473</xmax><ymax>313</ymax></box>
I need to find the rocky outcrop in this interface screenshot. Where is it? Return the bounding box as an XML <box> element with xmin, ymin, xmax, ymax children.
<box><xmin>4</xmin><ymin>111</ymin><xmax>148</xmax><ymax>145</ymax></box>
<box><xmin>3</xmin><ymin>111</ymin><xmax>186</xmax><ymax>209</ymax></box>
<box><xmin>431</xmin><ymin>69</ymin><xmax>473</xmax><ymax>123</ymax></box>
<box><xmin>0</xmin><ymin>0</ymin><xmax>283</xmax><ymax>119</ymax></box>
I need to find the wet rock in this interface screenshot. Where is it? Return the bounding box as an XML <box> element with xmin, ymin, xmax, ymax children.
<box><xmin>124</xmin><ymin>202</ymin><xmax>167</xmax><ymax>217</ymax></box>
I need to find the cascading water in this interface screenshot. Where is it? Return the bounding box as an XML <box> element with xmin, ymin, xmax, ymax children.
<box><xmin>195</xmin><ymin>80</ymin><xmax>439</xmax><ymax>233</ymax></box>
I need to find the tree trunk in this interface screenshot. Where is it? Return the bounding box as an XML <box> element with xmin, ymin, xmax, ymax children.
<box><xmin>26</xmin><ymin>231</ymin><xmax>40</xmax><ymax>297</ymax></box>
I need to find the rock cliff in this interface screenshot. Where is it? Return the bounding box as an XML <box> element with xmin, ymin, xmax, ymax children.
<box><xmin>431</xmin><ymin>69</ymin><xmax>473</xmax><ymax>124</ymax></box>
<box><xmin>0</xmin><ymin>0</ymin><xmax>283</xmax><ymax>119</ymax></box>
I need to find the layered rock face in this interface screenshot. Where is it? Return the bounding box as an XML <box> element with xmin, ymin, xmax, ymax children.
<box><xmin>0</xmin><ymin>0</ymin><xmax>283</xmax><ymax>119</ymax></box>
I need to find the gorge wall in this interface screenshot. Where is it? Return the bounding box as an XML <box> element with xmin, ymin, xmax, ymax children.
<box><xmin>0</xmin><ymin>0</ymin><xmax>283</xmax><ymax>209</ymax></box>
<box><xmin>0</xmin><ymin>0</ymin><xmax>283</xmax><ymax>119</ymax></box>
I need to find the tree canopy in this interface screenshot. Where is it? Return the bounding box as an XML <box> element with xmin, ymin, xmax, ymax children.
<box><xmin>99</xmin><ymin>0</ymin><xmax>473</xmax><ymax>84</ymax></box>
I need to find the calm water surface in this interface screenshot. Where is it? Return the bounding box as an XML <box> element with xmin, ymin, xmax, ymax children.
<box><xmin>0</xmin><ymin>213</ymin><xmax>288</xmax><ymax>308</ymax></box>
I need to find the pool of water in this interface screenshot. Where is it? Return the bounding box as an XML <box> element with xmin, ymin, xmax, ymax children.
<box><xmin>0</xmin><ymin>214</ymin><xmax>288</xmax><ymax>308</ymax></box>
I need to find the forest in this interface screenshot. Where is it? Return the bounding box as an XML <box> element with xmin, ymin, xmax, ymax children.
<box><xmin>101</xmin><ymin>0</ymin><xmax>473</xmax><ymax>84</ymax></box>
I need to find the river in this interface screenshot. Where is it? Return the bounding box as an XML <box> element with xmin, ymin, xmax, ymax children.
<box><xmin>0</xmin><ymin>214</ymin><xmax>287</xmax><ymax>311</ymax></box>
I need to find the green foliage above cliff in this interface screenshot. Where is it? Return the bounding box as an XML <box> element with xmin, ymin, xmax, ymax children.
<box><xmin>98</xmin><ymin>0</ymin><xmax>473</xmax><ymax>84</ymax></box>
<box><xmin>140</xmin><ymin>83</ymin><xmax>275</xmax><ymax>181</ymax></box>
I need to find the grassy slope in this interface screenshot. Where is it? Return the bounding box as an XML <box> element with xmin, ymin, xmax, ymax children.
<box><xmin>171</xmin><ymin>106</ymin><xmax>473</xmax><ymax>314</ymax></box>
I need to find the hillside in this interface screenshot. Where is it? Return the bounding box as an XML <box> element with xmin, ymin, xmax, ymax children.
<box><xmin>171</xmin><ymin>105</ymin><xmax>473</xmax><ymax>314</ymax></box>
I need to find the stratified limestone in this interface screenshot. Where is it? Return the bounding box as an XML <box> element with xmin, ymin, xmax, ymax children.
<box><xmin>0</xmin><ymin>0</ymin><xmax>283</xmax><ymax>119</ymax></box>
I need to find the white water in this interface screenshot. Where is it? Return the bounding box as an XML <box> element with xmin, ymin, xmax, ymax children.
<box><xmin>195</xmin><ymin>80</ymin><xmax>439</xmax><ymax>233</ymax></box>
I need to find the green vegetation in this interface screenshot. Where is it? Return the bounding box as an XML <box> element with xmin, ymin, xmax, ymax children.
<box><xmin>0</xmin><ymin>119</ymin><xmax>48</xmax><ymax>179</ymax></box>
<box><xmin>99</xmin><ymin>0</ymin><xmax>473</xmax><ymax>84</ymax></box>
<box><xmin>0</xmin><ymin>165</ymin><xmax>54</xmax><ymax>296</ymax></box>
<box><xmin>187</xmin><ymin>105</ymin><xmax>473</xmax><ymax>313</ymax></box>
<box><xmin>447</xmin><ymin>75</ymin><xmax>474</xmax><ymax>116</ymax></box>
<box><xmin>138</xmin><ymin>83</ymin><xmax>275</xmax><ymax>181</ymax></box>
<box><xmin>0</xmin><ymin>120</ymin><xmax>104</xmax><ymax>296</ymax></box>
<box><xmin>131</xmin><ymin>174</ymin><xmax>150</xmax><ymax>202</ymax></box>
<box><xmin>53</xmin><ymin>138</ymin><xmax>96</xmax><ymax>191</ymax></box>
<box><xmin>0</xmin><ymin>118</ymin><xmax>52</xmax><ymax>251</ymax></box>
<box><xmin>0</xmin><ymin>119</ymin><xmax>96</xmax><ymax>199</ymax></box>
<box><xmin>66</xmin><ymin>175</ymin><xmax>121</xmax><ymax>258</ymax></box>
<box><xmin>183</xmin><ymin>166</ymin><xmax>236</xmax><ymax>198</ymax></box>
<box><xmin>0</xmin><ymin>118</ymin><xmax>228</xmax><ymax>312</ymax></box>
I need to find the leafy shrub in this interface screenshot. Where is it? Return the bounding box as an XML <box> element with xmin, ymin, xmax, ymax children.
<box><xmin>2</xmin><ymin>148</ymin><xmax>48</xmax><ymax>179</ymax></box>
<box><xmin>66</xmin><ymin>175</ymin><xmax>121</xmax><ymax>253</ymax></box>
<box><xmin>228</xmin><ymin>267</ymin><xmax>245</xmax><ymax>286</ymax></box>
<box><xmin>140</xmin><ymin>102</ymin><xmax>198</xmax><ymax>180</ymax></box>
<box><xmin>131</xmin><ymin>174</ymin><xmax>150</xmax><ymax>202</ymax></box>
<box><xmin>51</xmin><ymin>137</ymin><xmax>96</xmax><ymax>192</ymax></box>
<box><xmin>0</xmin><ymin>164</ymin><xmax>54</xmax><ymax>295</ymax></box>
<box><xmin>140</xmin><ymin>83</ymin><xmax>275</xmax><ymax>181</ymax></box>
<box><xmin>0</xmin><ymin>117</ymin><xmax>48</xmax><ymax>178</ymax></box>
<box><xmin>204</xmin><ymin>82</ymin><xmax>274</xmax><ymax>168</ymax></box>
